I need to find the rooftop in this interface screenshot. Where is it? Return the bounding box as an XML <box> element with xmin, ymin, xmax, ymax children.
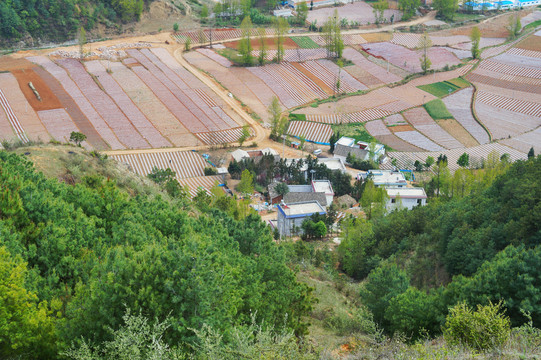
<box><xmin>283</xmin><ymin>192</ymin><xmax>328</xmax><ymax>207</ymax></box>
<box><xmin>335</xmin><ymin>136</ymin><xmax>356</xmax><ymax>147</ymax></box>
<box><xmin>312</xmin><ymin>180</ymin><xmax>334</xmax><ymax>195</ymax></box>
<box><xmin>318</xmin><ymin>157</ymin><xmax>347</xmax><ymax>172</ymax></box>
<box><xmin>386</xmin><ymin>187</ymin><xmax>427</xmax><ymax>199</ymax></box>
<box><xmin>278</xmin><ymin>201</ymin><xmax>326</xmax><ymax>217</ymax></box>
<box><xmin>368</xmin><ymin>170</ymin><xmax>407</xmax><ymax>185</ymax></box>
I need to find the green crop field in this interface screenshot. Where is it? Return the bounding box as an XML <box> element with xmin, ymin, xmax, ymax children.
<box><xmin>418</xmin><ymin>82</ymin><xmax>459</xmax><ymax>97</ymax></box>
<box><xmin>445</xmin><ymin>77</ymin><xmax>470</xmax><ymax>89</ymax></box>
<box><xmin>291</xmin><ymin>36</ymin><xmax>320</xmax><ymax>49</ymax></box>
<box><xmin>424</xmin><ymin>99</ymin><xmax>454</xmax><ymax>119</ymax></box>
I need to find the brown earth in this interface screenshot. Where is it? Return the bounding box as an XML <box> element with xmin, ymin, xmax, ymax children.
<box><xmin>32</xmin><ymin>66</ymin><xmax>109</xmax><ymax>150</ymax></box>
<box><xmin>11</xmin><ymin>68</ymin><xmax>62</xmax><ymax>111</ymax></box>
<box><xmin>223</xmin><ymin>37</ymin><xmax>300</xmax><ymax>50</ymax></box>
<box><xmin>436</xmin><ymin>118</ymin><xmax>479</xmax><ymax>147</ymax></box>
<box><xmin>390</xmin><ymin>124</ymin><xmax>414</xmax><ymax>132</ymax></box>
<box><xmin>431</xmin><ymin>11</ymin><xmax>533</xmax><ymax>38</ymax></box>
<box><xmin>0</xmin><ymin>56</ymin><xmax>34</xmax><ymax>72</ymax></box>
<box><xmin>515</xmin><ymin>34</ymin><xmax>541</xmax><ymax>51</ymax></box>
<box><xmin>291</xmin><ymin>62</ymin><xmax>334</xmax><ymax>95</ymax></box>
<box><xmin>343</xmin><ymin>65</ymin><xmax>383</xmax><ymax>88</ymax></box>
<box><xmin>374</xmin><ymin>133</ymin><xmax>423</xmax><ymax>151</ymax></box>
<box><xmin>360</xmin><ymin>32</ymin><xmax>392</xmax><ymax>43</ymax></box>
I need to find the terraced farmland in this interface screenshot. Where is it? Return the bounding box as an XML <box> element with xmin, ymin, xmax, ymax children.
<box><xmin>287</xmin><ymin>121</ymin><xmax>333</xmax><ymax>144</ymax></box>
<box><xmin>382</xmin><ymin>143</ymin><xmax>528</xmax><ymax>172</ymax></box>
<box><xmin>13</xmin><ymin>45</ymin><xmax>250</xmax><ymax>150</ymax></box>
<box><xmin>110</xmin><ymin>150</ymin><xmax>221</xmax><ymax>197</ymax></box>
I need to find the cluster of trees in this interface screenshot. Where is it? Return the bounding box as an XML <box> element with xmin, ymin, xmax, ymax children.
<box><xmin>433</xmin><ymin>0</ymin><xmax>459</xmax><ymax>21</ymax></box>
<box><xmin>228</xmin><ymin>154</ymin><xmax>353</xmax><ymax>196</ymax></box>
<box><xmin>0</xmin><ymin>151</ymin><xmax>314</xmax><ymax>358</ymax></box>
<box><xmin>0</xmin><ymin>0</ymin><xmax>147</xmax><ymax>44</ymax></box>
<box><xmin>338</xmin><ymin>155</ymin><xmax>541</xmax><ymax>339</ymax></box>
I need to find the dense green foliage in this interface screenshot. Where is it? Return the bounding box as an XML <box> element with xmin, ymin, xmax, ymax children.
<box><xmin>0</xmin><ymin>0</ymin><xmax>146</xmax><ymax>44</ymax></box>
<box><xmin>0</xmin><ymin>151</ymin><xmax>313</xmax><ymax>358</ymax></box>
<box><xmin>423</xmin><ymin>99</ymin><xmax>454</xmax><ymax>119</ymax></box>
<box><xmin>339</xmin><ymin>156</ymin><xmax>541</xmax><ymax>338</ymax></box>
<box><xmin>443</xmin><ymin>301</ymin><xmax>511</xmax><ymax>350</ymax></box>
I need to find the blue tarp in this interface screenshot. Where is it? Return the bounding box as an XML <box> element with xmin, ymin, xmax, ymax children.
<box><xmin>291</xmin><ymin>135</ymin><xmax>331</xmax><ymax>146</ymax></box>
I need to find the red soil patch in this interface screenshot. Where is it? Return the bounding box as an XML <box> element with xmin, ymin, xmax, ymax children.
<box><xmin>32</xmin><ymin>66</ymin><xmax>109</xmax><ymax>150</ymax></box>
<box><xmin>224</xmin><ymin>37</ymin><xmax>299</xmax><ymax>50</ymax></box>
<box><xmin>11</xmin><ymin>68</ymin><xmax>62</xmax><ymax>111</ymax></box>
<box><xmin>390</xmin><ymin>124</ymin><xmax>414</xmax><ymax>132</ymax></box>
<box><xmin>290</xmin><ymin>62</ymin><xmax>334</xmax><ymax>95</ymax></box>
<box><xmin>515</xmin><ymin>35</ymin><xmax>541</xmax><ymax>51</ymax></box>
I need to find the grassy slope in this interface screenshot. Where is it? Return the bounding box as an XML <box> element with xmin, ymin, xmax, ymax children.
<box><xmin>11</xmin><ymin>144</ymin><xmax>164</xmax><ymax>198</ymax></box>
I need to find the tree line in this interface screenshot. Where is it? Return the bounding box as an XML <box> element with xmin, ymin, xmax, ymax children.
<box><xmin>338</xmin><ymin>154</ymin><xmax>541</xmax><ymax>339</ymax></box>
<box><xmin>0</xmin><ymin>0</ymin><xmax>147</xmax><ymax>44</ymax></box>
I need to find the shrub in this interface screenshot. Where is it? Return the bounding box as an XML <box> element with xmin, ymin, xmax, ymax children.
<box><xmin>204</xmin><ymin>167</ymin><xmax>218</xmax><ymax>176</ymax></box>
<box><xmin>443</xmin><ymin>301</ymin><xmax>511</xmax><ymax>351</ymax></box>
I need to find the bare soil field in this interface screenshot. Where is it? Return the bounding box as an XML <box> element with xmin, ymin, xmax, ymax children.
<box><xmin>436</xmin><ymin>118</ymin><xmax>479</xmax><ymax>147</ymax></box>
<box><xmin>515</xmin><ymin>34</ymin><xmax>541</xmax><ymax>51</ymax></box>
<box><xmin>11</xmin><ymin>68</ymin><xmax>62</xmax><ymax>111</ymax></box>
<box><xmin>390</xmin><ymin>124</ymin><xmax>415</xmax><ymax>132</ymax></box>
<box><xmin>224</xmin><ymin>37</ymin><xmax>299</xmax><ymax>50</ymax></box>
<box><xmin>430</xmin><ymin>11</ymin><xmax>528</xmax><ymax>38</ymax></box>
<box><xmin>307</xmin><ymin>2</ymin><xmax>402</xmax><ymax>25</ymax></box>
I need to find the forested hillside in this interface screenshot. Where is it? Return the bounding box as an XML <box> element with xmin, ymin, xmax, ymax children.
<box><xmin>1</xmin><ymin>146</ymin><xmax>540</xmax><ymax>359</ymax></box>
<box><xmin>0</xmin><ymin>0</ymin><xmax>148</xmax><ymax>45</ymax></box>
<box><xmin>0</xmin><ymin>149</ymin><xmax>312</xmax><ymax>358</ymax></box>
<box><xmin>339</xmin><ymin>155</ymin><xmax>541</xmax><ymax>339</ymax></box>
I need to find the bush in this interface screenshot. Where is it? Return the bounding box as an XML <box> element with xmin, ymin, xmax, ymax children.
<box><xmin>204</xmin><ymin>167</ymin><xmax>218</xmax><ymax>175</ymax></box>
<box><xmin>443</xmin><ymin>301</ymin><xmax>511</xmax><ymax>351</ymax></box>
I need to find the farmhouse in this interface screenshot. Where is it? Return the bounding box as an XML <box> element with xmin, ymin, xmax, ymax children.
<box><xmin>358</xmin><ymin>170</ymin><xmax>408</xmax><ymax>188</ymax></box>
<box><xmin>268</xmin><ymin>180</ymin><xmax>334</xmax><ymax>207</ymax></box>
<box><xmin>284</xmin><ymin>157</ymin><xmax>348</xmax><ymax>181</ymax></box>
<box><xmin>333</xmin><ymin>137</ymin><xmax>386</xmax><ymax>164</ymax></box>
<box><xmin>385</xmin><ymin>187</ymin><xmax>427</xmax><ymax>211</ymax></box>
<box><xmin>277</xmin><ymin>201</ymin><xmax>327</xmax><ymax>237</ymax></box>
<box><xmin>230</xmin><ymin>148</ymin><xmax>280</xmax><ymax>163</ymax></box>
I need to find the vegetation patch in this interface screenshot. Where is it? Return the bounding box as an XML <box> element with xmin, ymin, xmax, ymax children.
<box><xmin>290</xmin><ymin>36</ymin><xmax>320</xmax><ymax>49</ymax></box>
<box><xmin>289</xmin><ymin>113</ymin><xmax>307</xmax><ymax>121</ymax></box>
<box><xmin>524</xmin><ymin>19</ymin><xmax>541</xmax><ymax>31</ymax></box>
<box><xmin>418</xmin><ymin>81</ymin><xmax>460</xmax><ymax>98</ymax></box>
<box><xmin>424</xmin><ymin>99</ymin><xmax>454</xmax><ymax>119</ymax></box>
<box><xmin>332</xmin><ymin>123</ymin><xmax>375</xmax><ymax>143</ymax></box>
<box><xmin>444</xmin><ymin>77</ymin><xmax>470</xmax><ymax>89</ymax></box>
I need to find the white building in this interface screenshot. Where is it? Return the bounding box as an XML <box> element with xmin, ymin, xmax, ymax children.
<box><xmin>284</xmin><ymin>157</ymin><xmax>348</xmax><ymax>181</ymax></box>
<box><xmin>385</xmin><ymin>187</ymin><xmax>427</xmax><ymax>211</ymax></box>
<box><xmin>461</xmin><ymin>0</ymin><xmax>540</xmax><ymax>10</ymax></box>
<box><xmin>312</xmin><ymin>180</ymin><xmax>335</xmax><ymax>207</ymax></box>
<box><xmin>333</xmin><ymin>137</ymin><xmax>386</xmax><ymax>164</ymax></box>
<box><xmin>359</xmin><ymin>170</ymin><xmax>408</xmax><ymax>188</ymax></box>
<box><xmin>277</xmin><ymin>201</ymin><xmax>327</xmax><ymax>237</ymax></box>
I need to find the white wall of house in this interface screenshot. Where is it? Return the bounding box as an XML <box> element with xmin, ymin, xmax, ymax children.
<box><xmin>386</xmin><ymin>197</ymin><xmax>426</xmax><ymax>211</ymax></box>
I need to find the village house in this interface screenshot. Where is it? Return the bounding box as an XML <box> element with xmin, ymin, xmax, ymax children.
<box><xmin>276</xmin><ymin>200</ymin><xmax>327</xmax><ymax>237</ymax></box>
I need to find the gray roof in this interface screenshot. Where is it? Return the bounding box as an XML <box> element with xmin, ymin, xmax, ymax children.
<box><xmin>283</xmin><ymin>191</ymin><xmax>328</xmax><ymax>207</ymax></box>
<box><xmin>334</xmin><ymin>144</ymin><xmax>368</xmax><ymax>160</ymax></box>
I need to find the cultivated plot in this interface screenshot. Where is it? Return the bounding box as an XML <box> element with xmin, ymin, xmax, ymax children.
<box><xmin>442</xmin><ymin>87</ymin><xmax>489</xmax><ymax>144</ymax></box>
<box><xmin>382</xmin><ymin>143</ymin><xmax>527</xmax><ymax>172</ymax></box>
<box><xmin>403</xmin><ymin>107</ymin><xmax>463</xmax><ymax>149</ymax></box>
<box><xmin>0</xmin><ymin>72</ymin><xmax>49</xmax><ymax>142</ymax></box>
<box><xmin>287</xmin><ymin>121</ymin><xmax>333</xmax><ymax>144</ymax></box>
